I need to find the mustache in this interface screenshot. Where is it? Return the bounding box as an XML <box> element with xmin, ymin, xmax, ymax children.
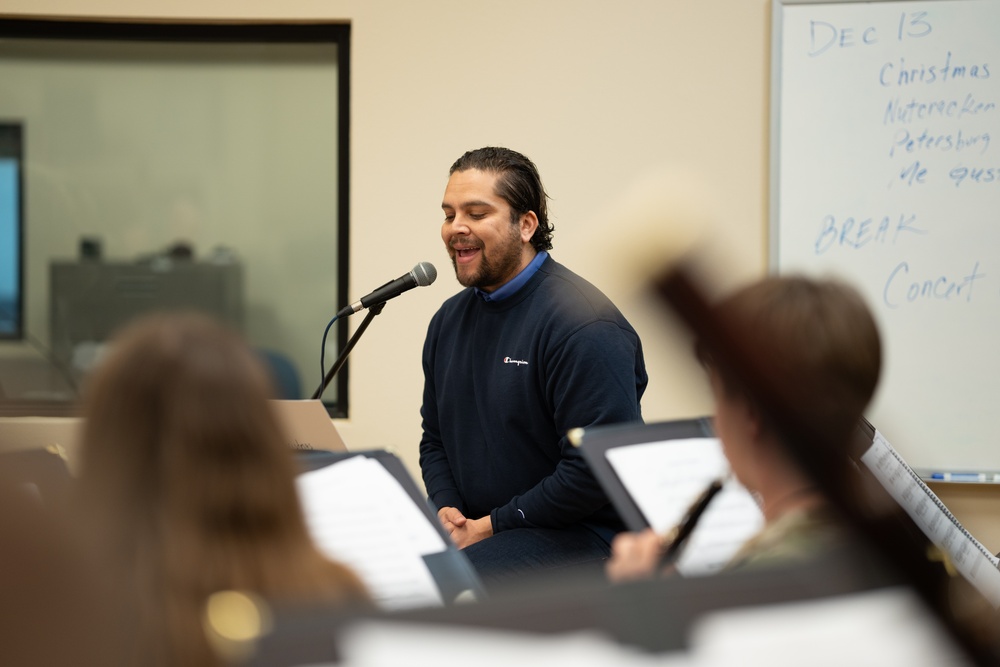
<box><xmin>449</xmin><ymin>239</ymin><xmax>482</xmax><ymax>250</ymax></box>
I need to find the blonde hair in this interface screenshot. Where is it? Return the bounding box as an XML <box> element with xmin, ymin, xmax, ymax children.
<box><xmin>75</xmin><ymin>312</ymin><xmax>369</xmax><ymax>666</ymax></box>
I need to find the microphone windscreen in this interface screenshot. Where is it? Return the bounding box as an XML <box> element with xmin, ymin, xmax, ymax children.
<box><xmin>412</xmin><ymin>262</ymin><xmax>437</xmax><ymax>287</ymax></box>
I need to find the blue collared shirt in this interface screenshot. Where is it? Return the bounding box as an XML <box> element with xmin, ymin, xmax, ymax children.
<box><xmin>475</xmin><ymin>251</ymin><xmax>549</xmax><ymax>302</ymax></box>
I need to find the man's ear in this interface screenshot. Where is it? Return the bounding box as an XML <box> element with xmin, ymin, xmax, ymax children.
<box><xmin>519</xmin><ymin>211</ymin><xmax>539</xmax><ymax>244</ymax></box>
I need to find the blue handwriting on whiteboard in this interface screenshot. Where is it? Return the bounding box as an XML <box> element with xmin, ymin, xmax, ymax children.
<box><xmin>897</xmin><ymin>11</ymin><xmax>932</xmax><ymax>41</ymax></box>
<box><xmin>815</xmin><ymin>213</ymin><xmax>926</xmax><ymax>255</ymax></box>
<box><xmin>949</xmin><ymin>164</ymin><xmax>1000</xmax><ymax>187</ymax></box>
<box><xmin>807</xmin><ymin>12</ymin><xmax>931</xmax><ymax>58</ymax></box>
<box><xmin>900</xmin><ymin>160</ymin><xmax>928</xmax><ymax>186</ymax></box>
<box><xmin>889</xmin><ymin>129</ymin><xmax>990</xmax><ymax>157</ymax></box>
<box><xmin>884</xmin><ymin>93</ymin><xmax>996</xmax><ymax>125</ymax></box>
<box><xmin>879</xmin><ymin>53</ymin><xmax>991</xmax><ymax>88</ymax></box>
<box><xmin>808</xmin><ymin>20</ymin><xmax>878</xmax><ymax>57</ymax></box>
<box><xmin>882</xmin><ymin>260</ymin><xmax>984</xmax><ymax>308</ymax></box>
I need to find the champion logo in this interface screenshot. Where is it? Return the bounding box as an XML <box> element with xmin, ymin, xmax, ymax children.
<box><xmin>503</xmin><ymin>356</ymin><xmax>529</xmax><ymax>366</ymax></box>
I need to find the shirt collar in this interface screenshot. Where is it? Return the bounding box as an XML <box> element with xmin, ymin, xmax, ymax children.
<box><xmin>475</xmin><ymin>251</ymin><xmax>549</xmax><ymax>302</ymax></box>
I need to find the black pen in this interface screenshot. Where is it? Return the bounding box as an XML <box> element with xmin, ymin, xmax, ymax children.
<box><xmin>658</xmin><ymin>476</ymin><xmax>726</xmax><ymax>566</ymax></box>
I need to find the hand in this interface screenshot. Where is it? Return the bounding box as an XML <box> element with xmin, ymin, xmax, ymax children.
<box><xmin>605</xmin><ymin>528</ymin><xmax>667</xmax><ymax>583</ymax></box>
<box><xmin>437</xmin><ymin>506</ymin><xmax>467</xmax><ymax>535</ymax></box>
<box><xmin>437</xmin><ymin>506</ymin><xmax>493</xmax><ymax>549</ymax></box>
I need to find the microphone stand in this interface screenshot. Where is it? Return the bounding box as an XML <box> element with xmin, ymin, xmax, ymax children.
<box><xmin>311</xmin><ymin>301</ymin><xmax>387</xmax><ymax>400</ymax></box>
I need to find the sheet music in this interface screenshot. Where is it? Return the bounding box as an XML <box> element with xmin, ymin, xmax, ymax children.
<box><xmin>328</xmin><ymin>620</ymin><xmax>690</xmax><ymax>667</ymax></box>
<box><xmin>861</xmin><ymin>430</ymin><xmax>1000</xmax><ymax>608</ymax></box>
<box><xmin>296</xmin><ymin>455</ymin><xmax>446</xmax><ymax>611</ymax></box>
<box><xmin>605</xmin><ymin>437</ymin><xmax>764</xmax><ymax>576</ymax></box>
<box><xmin>690</xmin><ymin>587</ymin><xmax>972</xmax><ymax>667</ymax></box>
<box><xmin>319</xmin><ymin>591</ymin><xmax>964</xmax><ymax>667</ymax></box>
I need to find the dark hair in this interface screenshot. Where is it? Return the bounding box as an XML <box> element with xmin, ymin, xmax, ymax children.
<box><xmin>449</xmin><ymin>146</ymin><xmax>554</xmax><ymax>252</ymax></box>
<box><xmin>701</xmin><ymin>275</ymin><xmax>881</xmax><ymax>447</ymax></box>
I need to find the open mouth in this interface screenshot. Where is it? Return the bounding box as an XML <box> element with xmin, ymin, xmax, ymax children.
<box><xmin>454</xmin><ymin>247</ymin><xmax>481</xmax><ymax>263</ymax></box>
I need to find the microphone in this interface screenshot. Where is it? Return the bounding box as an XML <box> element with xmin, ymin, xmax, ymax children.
<box><xmin>336</xmin><ymin>262</ymin><xmax>437</xmax><ymax>318</ymax></box>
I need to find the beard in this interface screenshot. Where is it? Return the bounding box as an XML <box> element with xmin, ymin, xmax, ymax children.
<box><xmin>452</xmin><ymin>223</ymin><xmax>524</xmax><ymax>291</ymax></box>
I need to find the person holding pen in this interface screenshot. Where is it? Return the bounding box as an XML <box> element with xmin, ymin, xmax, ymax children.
<box><xmin>606</xmin><ymin>275</ymin><xmax>882</xmax><ymax>581</ymax></box>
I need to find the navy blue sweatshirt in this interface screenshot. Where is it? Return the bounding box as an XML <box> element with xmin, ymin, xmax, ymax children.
<box><xmin>419</xmin><ymin>256</ymin><xmax>647</xmax><ymax>538</ymax></box>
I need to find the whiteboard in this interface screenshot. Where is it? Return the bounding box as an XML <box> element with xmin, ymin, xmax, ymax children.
<box><xmin>771</xmin><ymin>0</ymin><xmax>1000</xmax><ymax>475</ymax></box>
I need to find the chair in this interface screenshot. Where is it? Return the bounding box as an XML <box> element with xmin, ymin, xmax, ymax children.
<box><xmin>0</xmin><ymin>447</ymin><xmax>74</xmax><ymax>515</ymax></box>
<box><xmin>258</xmin><ymin>349</ymin><xmax>302</xmax><ymax>400</ymax></box>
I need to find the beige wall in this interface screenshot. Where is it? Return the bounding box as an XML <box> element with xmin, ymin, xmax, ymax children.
<box><xmin>1</xmin><ymin>0</ymin><xmax>996</xmax><ymax>553</ymax></box>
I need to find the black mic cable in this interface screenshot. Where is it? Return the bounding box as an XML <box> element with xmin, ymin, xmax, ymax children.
<box><xmin>318</xmin><ymin>262</ymin><xmax>437</xmax><ymax>390</ymax></box>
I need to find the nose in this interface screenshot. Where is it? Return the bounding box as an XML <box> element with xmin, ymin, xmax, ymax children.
<box><xmin>444</xmin><ymin>214</ymin><xmax>471</xmax><ymax>236</ymax></box>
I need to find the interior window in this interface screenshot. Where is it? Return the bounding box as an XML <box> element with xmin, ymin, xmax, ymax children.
<box><xmin>0</xmin><ymin>19</ymin><xmax>351</xmax><ymax>416</ymax></box>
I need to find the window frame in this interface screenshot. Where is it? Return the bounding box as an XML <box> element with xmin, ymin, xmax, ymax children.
<box><xmin>0</xmin><ymin>17</ymin><xmax>352</xmax><ymax>418</ymax></box>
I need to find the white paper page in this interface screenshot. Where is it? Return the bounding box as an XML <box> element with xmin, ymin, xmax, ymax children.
<box><xmin>861</xmin><ymin>430</ymin><xmax>1000</xmax><ymax>609</ymax></box>
<box><xmin>322</xmin><ymin>620</ymin><xmax>691</xmax><ymax>667</ymax></box>
<box><xmin>605</xmin><ymin>438</ymin><xmax>764</xmax><ymax>576</ymax></box>
<box><xmin>296</xmin><ymin>456</ymin><xmax>445</xmax><ymax>611</ymax></box>
<box><xmin>689</xmin><ymin>587</ymin><xmax>972</xmax><ymax>667</ymax></box>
